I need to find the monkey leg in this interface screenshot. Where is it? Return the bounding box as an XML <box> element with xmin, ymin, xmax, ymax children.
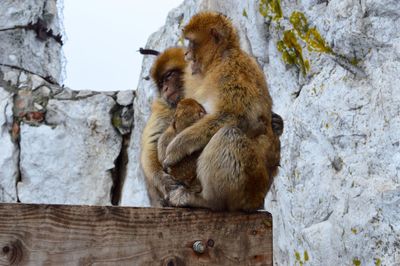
<box><xmin>196</xmin><ymin>126</ymin><xmax>269</xmax><ymax>211</ymax></box>
<box><xmin>168</xmin><ymin>186</ymin><xmax>210</xmax><ymax>208</ymax></box>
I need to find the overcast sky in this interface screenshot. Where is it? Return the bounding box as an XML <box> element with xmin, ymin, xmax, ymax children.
<box><xmin>63</xmin><ymin>0</ymin><xmax>183</xmax><ymax>91</ymax></box>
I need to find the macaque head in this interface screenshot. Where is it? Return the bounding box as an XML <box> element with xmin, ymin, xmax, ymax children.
<box><xmin>183</xmin><ymin>12</ymin><xmax>240</xmax><ymax>74</ymax></box>
<box><xmin>172</xmin><ymin>98</ymin><xmax>206</xmax><ymax>133</ymax></box>
<box><xmin>150</xmin><ymin>47</ymin><xmax>187</xmax><ymax>107</ymax></box>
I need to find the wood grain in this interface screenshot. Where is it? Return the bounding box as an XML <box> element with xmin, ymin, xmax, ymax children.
<box><xmin>0</xmin><ymin>203</ymin><xmax>272</xmax><ymax>266</ymax></box>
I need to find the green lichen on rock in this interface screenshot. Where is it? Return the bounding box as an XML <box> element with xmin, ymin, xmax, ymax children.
<box><xmin>295</xmin><ymin>251</ymin><xmax>301</xmax><ymax>261</ymax></box>
<box><xmin>304</xmin><ymin>251</ymin><xmax>309</xmax><ymax>261</ymax></box>
<box><xmin>259</xmin><ymin>0</ymin><xmax>282</xmax><ymax>20</ymax></box>
<box><xmin>294</xmin><ymin>249</ymin><xmax>310</xmax><ymax>265</ymax></box>
<box><xmin>374</xmin><ymin>258</ymin><xmax>381</xmax><ymax>266</ymax></box>
<box><xmin>289</xmin><ymin>11</ymin><xmax>309</xmax><ymax>39</ymax></box>
<box><xmin>112</xmin><ymin>115</ymin><xmax>122</xmax><ymax>128</ymax></box>
<box><xmin>290</xmin><ymin>11</ymin><xmax>333</xmax><ymax>54</ymax></box>
<box><xmin>349</xmin><ymin>57</ymin><xmax>361</xmax><ymax>66</ymax></box>
<box><xmin>242</xmin><ymin>8</ymin><xmax>248</xmax><ymax>18</ymax></box>
<box><xmin>353</xmin><ymin>258</ymin><xmax>361</xmax><ymax>266</ymax></box>
<box><xmin>277</xmin><ymin>30</ymin><xmax>310</xmax><ymax>75</ymax></box>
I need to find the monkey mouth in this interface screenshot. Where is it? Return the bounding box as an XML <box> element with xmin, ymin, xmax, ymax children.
<box><xmin>167</xmin><ymin>91</ymin><xmax>181</xmax><ymax>105</ymax></box>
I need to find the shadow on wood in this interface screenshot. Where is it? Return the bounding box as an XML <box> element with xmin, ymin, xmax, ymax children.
<box><xmin>0</xmin><ymin>203</ymin><xmax>272</xmax><ymax>265</ymax></box>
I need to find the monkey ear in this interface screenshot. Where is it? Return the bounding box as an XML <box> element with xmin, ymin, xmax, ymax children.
<box><xmin>210</xmin><ymin>28</ymin><xmax>222</xmax><ymax>44</ymax></box>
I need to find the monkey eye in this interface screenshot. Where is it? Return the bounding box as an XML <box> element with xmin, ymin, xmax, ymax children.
<box><xmin>163</xmin><ymin>71</ymin><xmax>177</xmax><ymax>82</ymax></box>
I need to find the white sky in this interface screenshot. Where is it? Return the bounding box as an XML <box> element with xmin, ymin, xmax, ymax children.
<box><xmin>63</xmin><ymin>0</ymin><xmax>183</xmax><ymax>91</ymax></box>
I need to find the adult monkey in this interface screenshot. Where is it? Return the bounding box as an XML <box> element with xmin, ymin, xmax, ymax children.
<box><xmin>140</xmin><ymin>47</ymin><xmax>187</xmax><ymax>206</ymax></box>
<box><xmin>164</xmin><ymin>12</ymin><xmax>281</xmax><ymax>211</ymax></box>
<box><xmin>140</xmin><ymin>45</ymin><xmax>283</xmax><ymax>208</ymax></box>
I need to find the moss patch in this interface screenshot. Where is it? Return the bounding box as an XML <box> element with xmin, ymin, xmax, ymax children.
<box><xmin>353</xmin><ymin>258</ymin><xmax>361</xmax><ymax>266</ymax></box>
<box><xmin>259</xmin><ymin>0</ymin><xmax>282</xmax><ymax>20</ymax></box>
<box><xmin>277</xmin><ymin>30</ymin><xmax>310</xmax><ymax>75</ymax></box>
<box><xmin>290</xmin><ymin>12</ymin><xmax>333</xmax><ymax>54</ymax></box>
<box><xmin>242</xmin><ymin>8</ymin><xmax>248</xmax><ymax>18</ymax></box>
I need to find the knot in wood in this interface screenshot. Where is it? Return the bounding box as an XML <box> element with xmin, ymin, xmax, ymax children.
<box><xmin>3</xmin><ymin>240</ymin><xmax>23</xmax><ymax>265</ymax></box>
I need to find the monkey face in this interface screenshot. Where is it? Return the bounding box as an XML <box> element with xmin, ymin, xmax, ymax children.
<box><xmin>161</xmin><ymin>70</ymin><xmax>183</xmax><ymax>107</ymax></box>
<box><xmin>183</xmin><ymin>12</ymin><xmax>241</xmax><ymax>74</ymax></box>
<box><xmin>184</xmin><ymin>40</ymin><xmax>203</xmax><ymax>75</ymax></box>
<box><xmin>173</xmin><ymin>99</ymin><xmax>206</xmax><ymax>132</ymax></box>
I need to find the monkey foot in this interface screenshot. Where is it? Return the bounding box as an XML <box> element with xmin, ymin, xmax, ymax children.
<box><xmin>167</xmin><ymin>186</ymin><xmax>189</xmax><ymax>207</ymax></box>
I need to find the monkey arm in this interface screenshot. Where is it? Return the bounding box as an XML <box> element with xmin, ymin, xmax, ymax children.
<box><xmin>157</xmin><ymin>126</ymin><xmax>175</xmax><ymax>164</ymax></box>
<box><xmin>163</xmin><ymin>113</ymin><xmax>232</xmax><ymax>168</ymax></box>
<box><xmin>141</xmin><ymin>103</ymin><xmax>178</xmax><ymax>202</ymax></box>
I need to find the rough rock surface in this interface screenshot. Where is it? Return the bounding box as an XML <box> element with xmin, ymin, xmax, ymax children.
<box><xmin>18</xmin><ymin>94</ymin><xmax>122</xmax><ymax>205</ymax></box>
<box><xmin>0</xmin><ymin>87</ymin><xmax>18</xmax><ymax>202</ymax></box>
<box><xmin>121</xmin><ymin>0</ymin><xmax>400</xmax><ymax>265</ymax></box>
<box><xmin>0</xmin><ymin>0</ymin><xmax>63</xmax><ymax>84</ymax></box>
<box><xmin>0</xmin><ymin>63</ymin><xmax>132</xmax><ymax>205</ymax></box>
<box><xmin>0</xmin><ymin>0</ymin><xmax>134</xmax><ymax>206</ymax></box>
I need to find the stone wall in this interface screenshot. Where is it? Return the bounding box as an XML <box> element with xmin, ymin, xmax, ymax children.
<box><xmin>0</xmin><ymin>0</ymin><xmax>134</xmax><ymax>205</ymax></box>
<box><xmin>0</xmin><ymin>0</ymin><xmax>399</xmax><ymax>265</ymax></box>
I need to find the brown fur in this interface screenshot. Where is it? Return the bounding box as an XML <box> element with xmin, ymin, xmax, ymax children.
<box><xmin>165</xmin><ymin>12</ymin><xmax>281</xmax><ymax>211</ymax></box>
<box><xmin>141</xmin><ymin>47</ymin><xmax>187</xmax><ymax>206</ymax></box>
<box><xmin>151</xmin><ymin>47</ymin><xmax>186</xmax><ymax>90</ymax></box>
<box><xmin>158</xmin><ymin>98</ymin><xmax>205</xmax><ymax>192</ymax></box>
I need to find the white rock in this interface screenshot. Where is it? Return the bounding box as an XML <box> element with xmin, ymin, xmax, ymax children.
<box><xmin>19</xmin><ymin>72</ymin><xmax>28</xmax><ymax>83</ymax></box>
<box><xmin>0</xmin><ymin>0</ymin><xmax>62</xmax><ymax>34</ymax></box>
<box><xmin>0</xmin><ymin>87</ymin><xmax>18</xmax><ymax>202</ymax></box>
<box><xmin>34</xmin><ymin>86</ymin><xmax>51</xmax><ymax>97</ymax></box>
<box><xmin>18</xmin><ymin>94</ymin><xmax>122</xmax><ymax>205</ymax></box>
<box><xmin>2</xmin><ymin>70</ymin><xmax>19</xmax><ymax>86</ymax></box>
<box><xmin>122</xmin><ymin>0</ymin><xmax>400</xmax><ymax>264</ymax></box>
<box><xmin>30</xmin><ymin>74</ymin><xmax>45</xmax><ymax>90</ymax></box>
<box><xmin>75</xmin><ymin>90</ymin><xmax>95</xmax><ymax>98</ymax></box>
<box><xmin>116</xmin><ymin>90</ymin><xmax>134</xmax><ymax>106</ymax></box>
<box><xmin>8</xmin><ymin>54</ymin><xmax>17</xmax><ymax>63</ymax></box>
<box><xmin>0</xmin><ymin>29</ymin><xmax>62</xmax><ymax>84</ymax></box>
<box><xmin>33</xmin><ymin>102</ymin><xmax>43</xmax><ymax>111</ymax></box>
<box><xmin>53</xmin><ymin>87</ymin><xmax>74</xmax><ymax>100</ymax></box>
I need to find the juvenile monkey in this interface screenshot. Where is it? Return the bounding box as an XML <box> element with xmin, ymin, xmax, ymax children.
<box><xmin>165</xmin><ymin>12</ymin><xmax>281</xmax><ymax>211</ymax></box>
<box><xmin>158</xmin><ymin>98</ymin><xmax>206</xmax><ymax>192</ymax></box>
<box><xmin>140</xmin><ymin>47</ymin><xmax>187</xmax><ymax>206</ymax></box>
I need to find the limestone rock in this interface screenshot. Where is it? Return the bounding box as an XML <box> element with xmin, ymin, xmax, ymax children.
<box><xmin>116</xmin><ymin>90</ymin><xmax>135</xmax><ymax>106</ymax></box>
<box><xmin>0</xmin><ymin>30</ymin><xmax>62</xmax><ymax>84</ymax></box>
<box><xmin>0</xmin><ymin>0</ymin><xmax>62</xmax><ymax>33</ymax></box>
<box><xmin>18</xmin><ymin>94</ymin><xmax>122</xmax><ymax>205</ymax></box>
<box><xmin>0</xmin><ymin>0</ymin><xmax>64</xmax><ymax>84</ymax></box>
<box><xmin>0</xmin><ymin>87</ymin><xmax>18</xmax><ymax>202</ymax></box>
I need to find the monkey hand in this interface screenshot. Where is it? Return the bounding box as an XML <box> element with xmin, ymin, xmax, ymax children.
<box><xmin>154</xmin><ymin>171</ymin><xmax>181</xmax><ymax>197</ymax></box>
<box><xmin>163</xmin><ymin>137</ymin><xmax>188</xmax><ymax>169</ymax></box>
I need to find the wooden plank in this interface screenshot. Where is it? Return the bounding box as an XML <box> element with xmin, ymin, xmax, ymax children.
<box><xmin>0</xmin><ymin>203</ymin><xmax>272</xmax><ymax>265</ymax></box>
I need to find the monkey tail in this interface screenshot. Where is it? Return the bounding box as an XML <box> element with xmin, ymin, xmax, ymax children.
<box><xmin>138</xmin><ymin>48</ymin><xmax>160</xmax><ymax>56</ymax></box>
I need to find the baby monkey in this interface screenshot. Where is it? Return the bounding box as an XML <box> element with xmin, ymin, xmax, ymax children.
<box><xmin>158</xmin><ymin>98</ymin><xmax>206</xmax><ymax>192</ymax></box>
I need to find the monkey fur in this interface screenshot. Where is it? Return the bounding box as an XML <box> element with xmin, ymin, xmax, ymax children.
<box><xmin>141</xmin><ymin>44</ymin><xmax>283</xmax><ymax>208</ymax></box>
<box><xmin>157</xmin><ymin>98</ymin><xmax>206</xmax><ymax>192</ymax></box>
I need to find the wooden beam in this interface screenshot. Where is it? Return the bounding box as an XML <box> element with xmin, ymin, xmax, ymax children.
<box><xmin>0</xmin><ymin>203</ymin><xmax>272</xmax><ymax>265</ymax></box>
